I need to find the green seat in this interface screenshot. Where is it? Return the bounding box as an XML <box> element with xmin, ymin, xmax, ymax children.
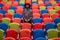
<box><xmin>51</xmin><ymin>1</ymin><xmax>56</xmax><ymax>5</ymax></box>
<box><xmin>8</xmin><ymin>10</ymin><xmax>14</xmax><ymax>15</ymax></box>
<box><xmin>3</xmin><ymin>0</ymin><xmax>8</xmax><ymax>2</ymax></box>
<box><xmin>9</xmin><ymin>23</ymin><xmax>19</xmax><ymax>31</ymax></box>
<box><xmin>2</xmin><ymin>18</ymin><xmax>10</xmax><ymax>25</ymax></box>
<box><xmin>49</xmin><ymin>10</ymin><xmax>56</xmax><ymax>15</ymax></box>
<box><xmin>57</xmin><ymin>23</ymin><xmax>60</xmax><ymax>32</ymax></box>
<box><xmin>0</xmin><ymin>29</ymin><xmax>4</xmax><ymax>40</ymax></box>
<box><xmin>55</xmin><ymin>6</ymin><xmax>60</xmax><ymax>11</ymax></box>
<box><xmin>32</xmin><ymin>0</ymin><xmax>37</xmax><ymax>2</ymax></box>
<box><xmin>40</xmin><ymin>6</ymin><xmax>46</xmax><ymax>11</ymax></box>
<box><xmin>7</xmin><ymin>1</ymin><xmax>12</xmax><ymax>6</ymax></box>
<box><xmin>38</xmin><ymin>1</ymin><xmax>44</xmax><ymax>4</ymax></box>
<box><xmin>19</xmin><ymin>1</ymin><xmax>25</xmax><ymax>4</ymax></box>
<box><xmin>47</xmin><ymin>29</ymin><xmax>58</xmax><ymax>39</ymax></box>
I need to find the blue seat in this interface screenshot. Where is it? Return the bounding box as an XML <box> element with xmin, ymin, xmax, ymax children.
<box><xmin>33</xmin><ymin>29</ymin><xmax>46</xmax><ymax>40</ymax></box>
<box><xmin>54</xmin><ymin>18</ymin><xmax>60</xmax><ymax>24</ymax></box>
<box><xmin>32</xmin><ymin>2</ymin><xmax>37</xmax><ymax>4</ymax></box>
<box><xmin>44</xmin><ymin>0</ymin><xmax>48</xmax><ymax>2</ymax></box>
<box><xmin>46</xmin><ymin>3</ymin><xmax>52</xmax><ymax>7</ymax></box>
<box><xmin>9</xmin><ymin>6</ymin><xmax>16</xmax><ymax>11</ymax></box>
<box><xmin>0</xmin><ymin>10</ymin><xmax>6</xmax><ymax>14</ymax></box>
<box><xmin>14</xmin><ymin>13</ymin><xmax>22</xmax><ymax>18</ymax></box>
<box><xmin>45</xmin><ymin>23</ymin><xmax>56</xmax><ymax>31</ymax></box>
<box><xmin>35</xmin><ymin>37</ymin><xmax>47</xmax><ymax>40</ymax></box>
<box><xmin>0</xmin><ymin>22</ymin><xmax>8</xmax><ymax>35</ymax></box>
<box><xmin>19</xmin><ymin>4</ymin><xmax>24</xmax><ymax>6</ymax></box>
<box><xmin>55</xmin><ymin>0</ymin><xmax>60</xmax><ymax>2</ymax></box>
<box><xmin>40</xmin><ymin>10</ymin><xmax>48</xmax><ymax>14</ymax></box>
<box><xmin>33</xmin><ymin>18</ymin><xmax>42</xmax><ymax>24</ymax></box>
<box><xmin>0</xmin><ymin>4</ymin><xmax>3</xmax><ymax>8</ymax></box>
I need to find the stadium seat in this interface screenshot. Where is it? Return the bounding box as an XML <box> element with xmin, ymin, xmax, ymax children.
<box><xmin>4</xmin><ymin>13</ymin><xmax>12</xmax><ymax>19</ymax></box>
<box><xmin>35</xmin><ymin>37</ymin><xmax>47</xmax><ymax>40</ymax></box>
<box><xmin>0</xmin><ymin>13</ymin><xmax>3</xmax><ymax>21</ymax></box>
<box><xmin>33</xmin><ymin>13</ymin><xmax>40</xmax><ymax>18</ymax></box>
<box><xmin>33</xmin><ymin>23</ymin><xmax>44</xmax><ymax>30</ymax></box>
<box><xmin>0</xmin><ymin>29</ymin><xmax>4</xmax><ymax>40</ymax></box>
<box><xmin>3</xmin><ymin>37</ymin><xmax>16</xmax><ymax>40</ymax></box>
<box><xmin>9</xmin><ymin>23</ymin><xmax>19</xmax><ymax>30</ymax></box>
<box><xmin>0</xmin><ymin>10</ymin><xmax>6</xmax><ymax>14</ymax></box>
<box><xmin>33</xmin><ymin>29</ymin><xmax>46</xmax><ymax>40</ymax></box>
<box><xmin>0</xmin><ymin>3</ymin><xmax>3</xmax><ymax>8</ymax></box>
<box><xmin>40</xmin><ymin>10</ymin><xmax>48</xmax><ymax>14</ymax></box>
<box><xmin>43</xmin><ymin>18</ymin><xmax>53</xmax><ymax>24</ymax></box>
<box><xmin>6</xmin><ymin>29</ymin><xmax>18</xmax><ymax>39</ymax></box>
<box><xmin>54</xmin><ymin>18</ymin><xmax>60</xmax><ymax>24</ymax></box>
<box><xmin>0</xmin><ymin>22</ymin><xmax>8</xmax><ymax>34</ymax></box>
<box><xmin>8</xmin><ymin>10</ymin><xmax>15</xmax><ymax>15</ymax></box>
<box><xmin>19</xmin><ymin>37</ymin><xmax>32</xmax><ymax>40</ymax></box>
<box><xmin>20</xmin><ymin>29</ymin><xmax>31</xmax><ymax>38</ymax></box>
<box><xmin>14</xmin><ymin>13</ymin><xmax>22</xmax><ymax>18</ymax></box>
<box><xmin>47</xmin><ymin>29</ymin><xmax>58</xmax><ymax>39</ymax></box>
<box><xmin>54</xmin><ymin>6</ymin><xmax>60</xmax><ymax>11</ymax></box>
<box><xmin>42</xmin><ymin>13</ymin><xmax>50</xmax><ymax>18</ymax></box>
<box><xmin>21</xmin><ymin>23</ymin><xmax>31</xmax><ymax>29</ymax></box>
<box><xmin>57</xmin><ymin>23</ymin><xmax>60</xmax><ymax>32</ymax></box>
<box><xmin>2</xmin><ymin>18</ymin><xmax>10</xmax><ymax>25</ymax></box>
<box><xmin>45</xmin><ymin>23</ymin><xmax>56</xmax><ymax>30</ymax></box>
<box><xmin>12</xmin><ymin>18</ymin><xmax>21</xmax><ymax>24</ymax></box>
<box><xmin>52</xmin><ymin>38</ymin><xmax>60</xmax><ymax>40</ymax></box>
<box><xmin>47</xmin><ymin>6</ymin><xmax>53</xmax><ymax>10</ymax></box>
<box><xmin>51</xmin><ymin>13</ymin><xmax>59</xmax><ymax>20</ymax></box>
<box><xmin>33</xmin><ymin>18</ymin><xmax>42</xmax><ymax>24</ymax></box>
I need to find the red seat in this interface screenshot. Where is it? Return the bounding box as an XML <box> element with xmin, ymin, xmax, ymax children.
<box><xmin>0</xmin><ymin>13</ymin><xmax>3</xmax><ymax>22</ymax></box>
<box><xmin>21</xmin><ymin>23</ymin><xmax>31</xmax><ymax>30</ymax></box>
<box><xmin>3</xmin><ymin>37</ymin><xmax>16</xmax><ymax>40</ymax></box>
<box><xmin>20</xmin><ymin>29</ymin><xmax>31</xmax><ymax>38</ymax></box>
<box><xmin>32</xmin><ymin>4</ymin><xmax>38</xmax><ymax>9</ymax></box>
<box><xmin>33</xmin><ymin>23</ymin><xmax>44</xmax><ymax>30</ymax></box>
<box><xmin>58</xmin><ymin>2</ymin><xmax>60</xmax><ymax>6</ymax></box>
<box><xmin>4</xmin><ymin>13</ymin><xmax>12</xmax><ymax>19</ymax></box>
<box><xmin>32</xmin><ymin>9</ymin><xmax>39</xmax><ymax>13</ymax></box>
<box><xmin>52</xmin><ymin>13</ymin><xmax>59</xmax><ymax>20</ymax></box>
<box><xmin>26</xmin><ymin>0</ymin><xmax>31</xmax><ymax>4</ymax></box>
<box><xmin>42</xmin><ymin>13</ymin><xmax>50</xmax><ymax>18</ymax></box>
<box><xmin>12</xmin><ymin>18</ymin><xmax>21</xmax><ymax>24</ymax></box>
<box><xmin>43</xmin><ymin>18</ymin><xmax>53</xmax><ymax>24</ymax></box>
<box><xmin>9</xmin><ymin>0</ymin><xmax>14</xmax><ymax>2</ymax></box>
<box><xmin>52</xmin><ymin>38</ymin><xmax>60</xmax><ymax>40</ymax></box>
<box><xmin>20</xmin><ymin>37</ymin><xmax>32</xmax><ymax>40</ymax></box>
<box><xmin>6</xmin><ymin>29</ymin><xmax>18</xmax><ymax>39</ymax></box>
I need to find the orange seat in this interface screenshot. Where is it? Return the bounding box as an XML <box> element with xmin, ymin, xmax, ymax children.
<box><xmin>43</xmin><ymin>18</ymin><xmax>53</xmax><ymax>24</ymax></box>
<box><xmin>52</xmin><ymin>13</ymin><xmax>59</xmax><ymax>20</ymax></box>
<box><xmin>20</xmin><ymin>37</ymin><xmax>32</xmax><ymax>40</ymax></box>
<box><xmin>4</xmin><ymin>13</ymin><xmax>12</xmax><ymax>19</ymax></box>
<box><xmin>12</xmin><ymin>1</ymin><xmax>18</xmax><ymax>7</ymax></box>
<box><xmin>21</xmin><ymin>23</ymin><xmax>31</xmax><ymax>29</ymax></box>
<box><xmin>42</xmin><ymin>13</ymin><xmax>50</xmax><ymax>18</ymax></box>
<box><xmin>47</xmin><ymin>6</ymin><xmax>53</xmax><ymax>10</ymax></box>
<box><xmin>9</xmin><ymin>0</ymin><xmax>14</xmax><ymax>2</ymax></box>
<box><xmin>33</xmin><ymin>23</ymin><xmax>44</xmax><ymax>30</ymax></box>
<box><xmin>6</xmin><ymin>29</ymin><xmax>18</xmax><ymax>39</ymax></box>
<box><xmin>3</xmin><ymin>37</ymin><xmax>16</xmax><ymax>40</ymax></box>
<box><xmin>12</xmin><ymin>18</ymin><xmax>21</xmax><ymax>24</ymax></box>
<box><xmin>26</xmin><ymin>0</ymin><xmax>31</xmax><ymax>4</ymax></box>
<box><xmin>33</xmin><ymin>13</ymin><xmax>40</xmax><ymax>18</ymax></box>
<box><xmin>32</xmin><ymin>4</ymin><xmax>38</xmax><ymax>9</ymax></box>
<box><xmin>20</xmin><ymin>29</ymin><xmax>31</xmax><ymax>38</ymax></box>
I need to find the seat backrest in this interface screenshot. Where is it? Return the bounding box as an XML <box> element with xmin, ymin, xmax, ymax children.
<box><xmin>52</xmin><ymin>38</ymin><xmax>60</xmax><ymax>40</ymax></box>
<box><xmin>9</xmin><ymin>23</ymin><xmax>19</xmax><ymax>30</ymax></box>
<box><xmin>2</xmin><ymin>18</ymin><xmax>10</xmax><ymax>25</ymax></box>
<box><xmin>0</xmin><ymin>29</ymin><xmax>4</xmax><ymax>40</ymax></box>
<box><xmin>45</xmin><ymin>23</ymin><xmax>56</xmax><ymax>30</ymax></box>
<box><xmin>47</xmin><ymin>29</ymin><xmax>58</xmax><ymax>39</ymax></box>
<box><xmin>0</xmin><ymin>13</ymin><xmax>3</xmax><ymax>21</ymax></box>
<box><xmin>33</xmin><ymin>29</ymin><xmax>46</xmax><ymax>40</ymax></box>
<box><xmin>33</xmin><ymin>18</ymin><xmax>42</xmax><ymax>24</ymax></box>
<box><xmin>21</xmin><ymin>23</ymin><xmax>31</xmax><ymax>29</ymax></box>
<box><xmin>12</xmin><ymin>18</ymin><xmax>21</xmax><ymax>24</ymax></box>
<box><xmin>20</xmin><ymin>29</ymin><xmax>31</xmax><ymax>38</ymax></box>
<box><xmin>33</xmin><ymin>23</ymin><xmax>44</xmax><ymax>30</ymax></box>
<box><xmin>57</xmin><ymin>23</ymin><xmax>60</xmax><ymax>32</ymax></box>
<box><xmin>6</xmin><ymin>29</ymin><xmax>18</xmax><ymax>39</ymax></box>
<box><xmin>8</xmin><ymin>10</ymin><xmax>14</xmax><ymax>15</ymax></box>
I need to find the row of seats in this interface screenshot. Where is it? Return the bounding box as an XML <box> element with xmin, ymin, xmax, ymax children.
<box><xmin>0</xmin><ymin>0</ymin><xmax>60</xmax><ymax>40</ymax></box>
